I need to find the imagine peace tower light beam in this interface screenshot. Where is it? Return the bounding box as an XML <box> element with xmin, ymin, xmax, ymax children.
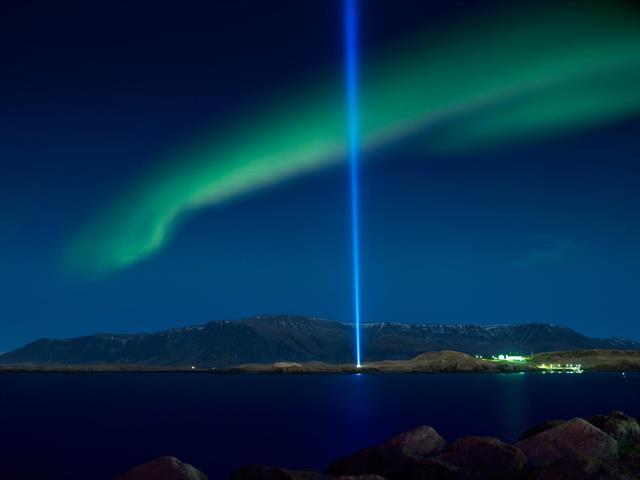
<box><xmin>344</xmin><ymin>0</ymin><xmax>362</xmax><ymax>368</ymax></box>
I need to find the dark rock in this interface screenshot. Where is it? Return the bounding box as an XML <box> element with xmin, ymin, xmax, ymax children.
<box><xmin>326</xmin><ymin>426</ymin><xmax>445</xmax><ymax>478</ymax></box>
<box><xmin>117</xmin><ymin>456</ymin><xmax>208</xmax><ymax>480</ymax></box>
<box><xmin>229</xmin><ymin>466</ymin><xmax>331</xmax><ymax>479</ymax></box>
<box><xmin>405</xmin><ymin>457</ymin><xmax>467</xmax><ymax>480</ymax></box>
<box><xmin>382</xmin><ymin>425</ymin><xmax>447</xmax><ymax>460</ymax></box>
<box><xmin>516</xmin><ymin>418</ymin><xmax>618</xmax><ymax>466</ymax></box>
<box><xmin>325</xmin><ymin>446</ymin><xmax>408</xmax><ymax>479</ymax></box>
<box><xmin>620</xmin><ymin>452</ymin><xmax>640</xmax><ymax>477</ymax></box>
<box><xmin>415</xmin><ymin>436</ymin><xmax>526</xmax><ymax>480</ymax></box>
<box><xmin>527</xmin><ymin>453</ymin><xmax>635</xmax><ymax>480</ymax></box>
<box><xmin>588</xmin><ymin>410</ymin><xmax>640</xmax><ymax>456</ymax></box>
<box><xmin>229</xmin><ymin>466</ymin><xmax>385</xmax><ymax>480</ymax></box>
<box><xmin>518</xmin><ymin>420</ymin><xmax>565</xmax><ymax>441</ymax></box>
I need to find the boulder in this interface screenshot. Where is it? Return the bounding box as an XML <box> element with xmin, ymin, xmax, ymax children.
<box><xmin>383</xmin><ymin>425</ymin><xmax>448</xmax><ymax>460</ymax></box>
<box><xmin>588</xmin><ymin>411</ymin><xmax>640</xmax><ymax>456</ymax></box>
<box><xmin>230</xmin><ymin>466</ymin><xmax>385</xmax><ymax>480</ymax></box>
<box><xmin>325</xmin><ymin>446</ymin><xmax>408</xmax><ymax>479</ymax></box>
<box><xmin>620</xmin><ymin>452</ymin><xmax>640</xmax><ymax>477</ymax></box>
<box><xmin>528</xmin><ymin>453</ymin><xmax>635</xmax><ymax>480</ymax></box>
<box><xmin>326</xmin><ymin>426</ymin><xmax>446</xmax><ymax>478</ymax></box>
<box><xmin>404</xmin><ymin>457</ymin><xmax>467</xmax><ymax>480</ymax></box>
<box><xmin>516</xmin><ymin>418</ymin><xmax>618</xmax><ymax>466</ymax></box>
<box><xmin>230</xmin><ymin>466</ymin><xmax>331</xmax><ymax>479</ymax></box>
<box><xmin>414</xmin><ymin>436</ymin><xmax>526</xmax><ymax>480</ymax></box>
<box><xmin>518</xmin><ymin>420</ymin><xmax>565</xmax><ymax>441</ymax></box>
<box><xmin>117</xmin><ymin>456</ymin><xmax>208</xmax><ymax>480</ymax></box>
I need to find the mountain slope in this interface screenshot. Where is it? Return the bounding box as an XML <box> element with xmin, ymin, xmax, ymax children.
<box><xmin>1</xmin><ymin>315</ymin><xmax>638</xmax><ymax>367</ymax></box>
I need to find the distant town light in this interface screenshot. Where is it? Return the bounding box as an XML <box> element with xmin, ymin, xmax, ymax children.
<box><xmin>494</xmin><ymin>354</ymin><xmax>525</xmax><ymax>362</ymax></box>
<box><xmin>505</xmin><ymin>355</ymin><xmax>525</xmax><ymax>362</ymax></box>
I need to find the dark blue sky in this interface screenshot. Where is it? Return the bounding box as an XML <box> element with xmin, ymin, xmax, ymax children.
<box><xmin>1</xmin><ymin>0</ymin><xmax>640</xmax><ymax>351</ymax></box>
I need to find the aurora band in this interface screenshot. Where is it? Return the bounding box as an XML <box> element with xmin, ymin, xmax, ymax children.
<box><xmin>69</xmin><ymin>1</ymin><xmax>640</xmax><ymax>274</ymax></box>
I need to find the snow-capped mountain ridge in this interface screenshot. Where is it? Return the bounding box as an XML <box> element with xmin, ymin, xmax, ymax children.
<box><xmin>1</xmin><ymin>315</ymin><xmax>637</xmax><ymax>367</ymax></box>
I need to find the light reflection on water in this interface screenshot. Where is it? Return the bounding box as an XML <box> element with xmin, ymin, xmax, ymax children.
<box><xmin>496</xmin><ymin>372</ymin><xmax>531</xmax><ymax>440</ymax></box>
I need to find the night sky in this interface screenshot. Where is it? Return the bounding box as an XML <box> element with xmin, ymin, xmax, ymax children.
<box><xmin>2</xmin><ymin>0</ymin><xmax>640</xmax><ymax>352</ymax></box>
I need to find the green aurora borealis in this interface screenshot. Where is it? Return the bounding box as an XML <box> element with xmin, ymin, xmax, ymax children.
<box><xmin>69</xmin><ymin>1</ymin><xmax>640</xmax><ymax>274</ymax></box>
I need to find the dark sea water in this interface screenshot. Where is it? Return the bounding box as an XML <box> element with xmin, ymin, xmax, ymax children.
<box><xmin>1</xmin><ymin>372</ymin><xmax>639</xmax><ymax>479</ymax></box>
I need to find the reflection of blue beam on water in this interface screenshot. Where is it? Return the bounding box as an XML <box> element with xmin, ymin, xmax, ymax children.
<box><xmin>344</xmin><ymin>0</ymin><xmax>361</xmax><ymax>367</ymax></box>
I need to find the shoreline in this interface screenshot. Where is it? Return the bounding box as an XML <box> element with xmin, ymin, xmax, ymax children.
<box><xmin>0</xmin><ymin>368</ymin><xmax>637</xmax><ymax>375</ymax></box>
<box><xmin>1</xmin><ymin>349</ymin><xmax>639</xmax><ymax>374</ymax></box>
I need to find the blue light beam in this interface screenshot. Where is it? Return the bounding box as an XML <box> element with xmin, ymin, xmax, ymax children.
<box><xmin>344</xmin><ymin>0</ymin><xmax>362</xmax><ymax>368</ymax></box>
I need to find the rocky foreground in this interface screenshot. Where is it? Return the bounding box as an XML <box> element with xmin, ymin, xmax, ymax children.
<box><xmin>119</xmin><ymin>410</ymin><xmax>640</xmax><ymax>480</ymax></box>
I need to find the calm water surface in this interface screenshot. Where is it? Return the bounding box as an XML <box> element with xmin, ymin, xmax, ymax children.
<box><xmin>1</xmin><ymin>372</ymin><xmax>638</xmax><ymax>479</ymax></box>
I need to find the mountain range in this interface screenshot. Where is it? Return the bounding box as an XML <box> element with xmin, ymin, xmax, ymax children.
<box><xmin>1</xmin><ymin>315</ymin><xmax>638</xmax><ymax>367</ymax></box>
